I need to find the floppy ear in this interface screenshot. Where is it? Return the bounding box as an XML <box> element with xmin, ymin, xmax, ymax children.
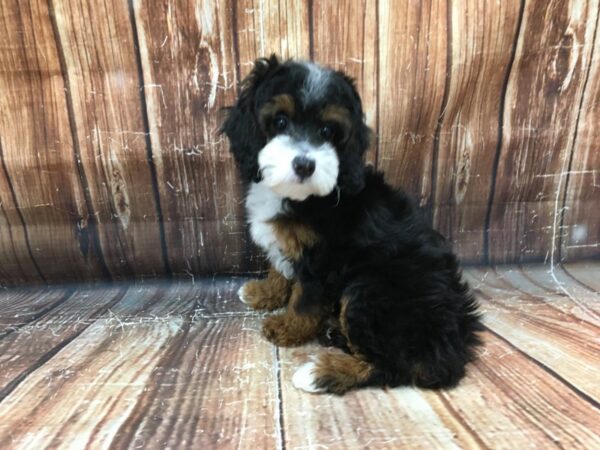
<box><xmin>338</xmin><ymin>123</ymin><xmax>372</xmax><ymax>194</ymax></box>
<box><xmin>221</xmin><ymin>55</ymin><xmax>280</xmax><ymax>183</ymax></box>
<box><xmin>336</xmin><ymin>73</ymin><xmax>372</xmax><ymax>195</ymax></box>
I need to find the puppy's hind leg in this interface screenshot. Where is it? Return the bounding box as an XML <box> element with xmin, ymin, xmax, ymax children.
<box><xmin>292</xmin><ymin>294</ymin><xmax>375</xmax><ymax>394</ymax></box>
<box><xmin>292</xmin><ymin>351</ymin><xmax>376</xmax><ymax>395</ymax></box>
<box><xmin>262</xmin><ymin>281</ymin><xmax>327</xmax><ymax>347</ymax></box>
<box><xmin>238</xmin><ymin>267</ymin><xmax>293</xmax><ymax>311</ymax></box>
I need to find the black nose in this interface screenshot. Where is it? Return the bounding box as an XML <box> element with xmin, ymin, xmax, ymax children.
<box><xmin>292</xmin><ymin>156</ymin><xmax>316</xmax><ymax>180</ymax></box>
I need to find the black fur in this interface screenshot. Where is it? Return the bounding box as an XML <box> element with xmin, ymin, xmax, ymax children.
<box><xmin>287</xmin><ymin>172</ymin><xmax>483</xmax><ymax>388</ymax></box>
<box><xmin>223</xmin><ymin>56</ymin><xmax>483</xmax><ymax>391</ymax></box>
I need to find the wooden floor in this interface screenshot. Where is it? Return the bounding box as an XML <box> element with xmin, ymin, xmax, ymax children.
<box><xmin>0</xmin><ymin>264</ymin><xmax>598</xmax><ymax>449</ymax></box>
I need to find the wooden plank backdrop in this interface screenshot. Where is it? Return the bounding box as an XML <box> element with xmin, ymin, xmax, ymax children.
<box><xmin>0</xmin><ymin>0</ymin><xmax>599</xmax><ymax>284</ymax></box>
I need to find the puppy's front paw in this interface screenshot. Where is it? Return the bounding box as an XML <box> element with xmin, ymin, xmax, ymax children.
<box><xmin>237</xmin><ymin>280</ymin><xmax>288</xmax><ymax>311</ymax></box>
<box><xmin>292</xmin><ymin>362</ymin><xmax>326</xmax><ymax>394</ymax></box>
<box><xmin>262</xmin><ymin>315</ymin><xmax>314</xmax><ymax>347</ymax></box>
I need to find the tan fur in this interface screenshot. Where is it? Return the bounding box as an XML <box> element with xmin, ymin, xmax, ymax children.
<box><xmin>258</xmin><ymin>94</ymin><xmax>295</xmax><ymax>126</ymax></box>
<box><xmin>262</xmin><ymin>282</ymin><xmax>327</xmax><ymax>347</ymax></box>
<box><xmin>312</xmin><ymin>351</ymin><xmax>375</xmax><ymax>394</ymax></box>
<box><xmin>269</xmin><ymin>217</ymin><xmax>319</xmax><ymax>261</ymax></box>
<box><xmin>339</xmin><ymin>296</ymin><xmax>362</xmax><ymax>356</ymax></box>
<box><xmin>339</xmin><ymin>296</ymin><xmax>351</xmax><ymax>340</ymax></box>
<box><xmin>240</xmin><ymin>268</ymin><xmax>293</xmax><ymax>311</ymax></box>
<box><xmin>320</xmin><ymin>105</ymin><xmax>352</xmax><ymax>128</ymax></box>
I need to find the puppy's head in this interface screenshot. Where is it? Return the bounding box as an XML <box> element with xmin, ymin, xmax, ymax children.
<box><xmin>222</xmin><ymin>55</ymin><xmax>371</xmax><ymax>200</ymax></box>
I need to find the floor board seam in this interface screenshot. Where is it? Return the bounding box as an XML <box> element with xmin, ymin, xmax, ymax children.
<box><xmin>484</xmin><ymin>325</ymin><xmax>600</xmax><ymax>410</ymax></box>
<box><xmin>274</xmin><ymin>346</ymin><xmax>286</xmax><ymax>450</ymax></box>
<box><xmin>0</xmin><ymin>287</ymin><xmax>128</xmax><ymax>402</ymax></box>
<box><xmin>560</xmin><ymin>264</ymin><xmax>600</xmax><ymax>295</ymax></box>
<box><xmin>437</xmin><ymin>392</ymin><xmax>491</xmax><ymax>449</ymax></box>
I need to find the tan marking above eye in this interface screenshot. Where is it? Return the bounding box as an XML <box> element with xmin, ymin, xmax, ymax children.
<box><xmin>258</xmin><ymin>94</ymin><xmax>296</xmax><ymax>127</ymax></box>
<box><xmin>320</xmin><ymin>105</ymin><xmax>352</xmax><ymax>126</ymax></box>
<box><xmin>320</xmin><ymin>105</ymin><xmax>352</xmax><ymax>138</ymax></box>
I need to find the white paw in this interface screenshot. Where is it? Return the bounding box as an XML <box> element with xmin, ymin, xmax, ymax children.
<box><xmin>292</xmin><ymin>362</ymin><xmax>325</xmax><ymax>394</ymax></box>
<box><xmin>237</xmin><ymin>285</ymin><xmax>250</xmax><ymax>304</ymax></box>
<box><xmin>278</xmin><ymin>260</ymin><xmax>295</xmax><ymax>280</ymax></box>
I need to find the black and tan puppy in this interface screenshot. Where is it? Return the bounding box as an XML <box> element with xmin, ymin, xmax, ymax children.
<box><xmin>222</xmin><ymin>55</ymin><xmax>483</xmax><ymax>394</ymax></box>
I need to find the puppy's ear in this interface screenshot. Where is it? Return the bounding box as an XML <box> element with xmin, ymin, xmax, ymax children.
<box><xmin>338</xmin><ymin>73</ymin><xmax>362</xmax><ymax>106</ymax></box>
<box><xmin>337</xmin><ymin>127</ymin><xmax>369</xmax><ymax>195</ymax></box>
<box><xmin>237</xmin><ymin>54</ymin><xmax>280</xmax><ymax>107</ymax></box>
<box><xmin>221</xmin><ymin>55</ymin><xmax>280</xmax><ymax>183</ymax></box>
<box><xmin>335</xmin><ymin>72</ymin><xmax>372</xmax><ymax>195</ymax></box>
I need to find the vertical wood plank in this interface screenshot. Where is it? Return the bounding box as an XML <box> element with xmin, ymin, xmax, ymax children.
<box><xmin>50</xmin><ymin>0</ymin><xmax>167</xmax><ymax>279</ymax></box>
<box><xmin>561</xmin><ymin>9</ymin><xmax>600</xmax><ymax>261</ymax></box>
<box><xmin>132</xmin><ymin>0</ymin><xmax>245</xmax><ymax>276</ymax></box>
<box><xmin>235</xmin><ymin>0</ymin><xmax>310</xmax><ymax>62</ymax></box>
<box><xmin>487</xmin><ymin>0</ymin><xmax>600</xmax><ymax>264</ymax></box>
<box><xmin>0</xmin><ymin>160</ymin><xmax>43</xmax><ymax>285</ymax></box>
<box><xmin>0</xmin><ymin>0</ymin><xmax>107</xmax><ymax>282</ymax></box>
<box><xmin>312</xmin><ymin>0</ymin><xmax>378</xmax><ymax>165</ymax></box>
<box><xmin>432</xmin><ymin>0</ymin><xmax>522</xmax><ymax>263</ymax></box>
<box><xmin>377</xmin><ymin>0</ymin><xmax>448</xmax><ymax>205</ymax></box>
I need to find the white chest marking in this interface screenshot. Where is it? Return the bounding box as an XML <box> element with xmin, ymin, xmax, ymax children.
<box><xmin>245</xmin><ymin>183</ymin><xmax>294</xmax><ymax>278</ymax></box>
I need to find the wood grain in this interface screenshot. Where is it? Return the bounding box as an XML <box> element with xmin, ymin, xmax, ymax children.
<box><xmin>0</xmin><ymin>286</ymin><xmax>125</xmax><ymax>398</ymax></box>
<box><xmin>0</xmin><ymin>152</ymin><xmax>44</xmax><ymax>285</ymax></box>
<box><xmin>111</xmin><ymin>317</ymin><xmax>278</xmax><ymax>449</ymax></box>
<box><xmin>564</xmin><ymin>261</ymin><xmax>600</xmax><ymax>292</ymax></box>
<box><xmin>132</xmin><ymin>0</ymin><xmax>246</xmax><ymax>276</ymax></box>
<box><xmin>377</xmin><ymin>0</ymin><xmax>448</xmax><ymax>206</ymax></box>
<box><xmin>464</xmin><ymin>266</ymin><xmax>600</xmax><ymax>401</ymax></box>
<box><xmin>0</xmin><ymin>311</ymin><xmax>183</xmax><ymax>448</ymax></box>
<box><xmin>234</xmin><ymin>0</ymin><xmax>310</xmax><ymax>62</ymax></box>
<box><xmin>0</xmin><ymin>286</ymin><xmax>71</xmax><ymax>335</ymax></box>
<box><xmin>434</xmin><ymin>332</ymin><xmax>600</xmax><ymax>449</ymax></box>
<box><xmin>560</xmin><ymin>8</ymin><xmax>600</xmax><ymax>262</ymax></box>
<box><xmin>0</xmin><ymin>271</ymin><xmax>599</xmax><ymax>448</ymax></box>
<box><xmin>432</xmin><ymin>0</ymin><xmax>521</xmax><ymax>263</ymax></box>
<box><xmin>0</xmin><ymin>284</ymin><xmax>277</xmax><ymax>449</ymax></box>
<box><xmin>50</xmin><ymin>0</ymin><xmax>167</xmax><ymax>279</ymax></box>
<box><xmin>0</xmin><ymin>0</ymin><xmax>106</xmax><ymax>283</ymax></box>
<box><xmin>487</xmin><ymin>0</ymin><xmax>600</xmax><ymax>264</ymax></box>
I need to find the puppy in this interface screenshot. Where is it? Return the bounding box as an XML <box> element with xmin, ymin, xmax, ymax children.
<box><xmin>222</xmin><ymin>55</ymin><xmax>483</xmax><ymax>394</ymax></box>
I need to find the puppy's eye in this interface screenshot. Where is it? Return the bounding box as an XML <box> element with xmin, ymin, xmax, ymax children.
<box><xmin>319</xmin><ymin>125</ymin><xmax>334</xmax><ymax>140</ymax></box>
<box><xmin>273</xmin><ymin>115</ymin><xmax>288</xmax><ymax>132</ymax></box>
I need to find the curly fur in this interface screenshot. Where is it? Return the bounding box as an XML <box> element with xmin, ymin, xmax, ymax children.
<box><xmin>222</xmin><ymin>55</ymin><xmax>483</xmax><ymax>394</ymax></box>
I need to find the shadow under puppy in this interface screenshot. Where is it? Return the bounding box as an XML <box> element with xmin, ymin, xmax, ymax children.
<box><xmin>222</xmin><ymin>55</ymin><xmax>483</xmax><ymax>395</ymax></box>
